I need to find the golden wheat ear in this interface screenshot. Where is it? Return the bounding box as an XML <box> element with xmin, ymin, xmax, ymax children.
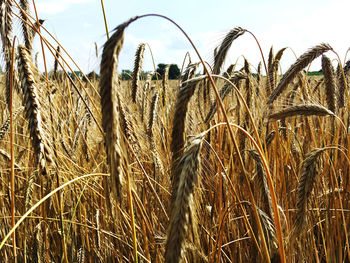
<box><xmin>321</xmin><ymin>55</ymin><xmax>336</xmax><ymax>113</ymax></box>
<box><xmin>132</xmin><ymin>43</ymin><xmax>146</xmax><ymax>103</ymax></box>
<box><xmin>213</xmin><ymin>27</ymin><xmax>246</xmax><ymax>75</ymax></box>
<box><xmin>100</xmin><ymin>17</ymin><xmax>138</xmax><ymax>199</ymax></box>
<box><xmin>17</xmin><ymin>45</ymin><xmax>54</xmax><ymax>175</ymax></box>
<box><xmin>165</xmin><ymin>136</ymin><xmax>203</xmax><ymax>263</ymax></box>
<box><xmin>267</xmin><ymin>43</ymin><xmax>332</xmax><ymax>104</ymax></box>
<box><xmin>268</xmin><ymin>104</ymin><xmax>335</xmax><ymax>120</ymax></box>
<box><xmin>291</xmin><ymin>148</ymin><xmax>327</xmax><ymax>241</ymax></box>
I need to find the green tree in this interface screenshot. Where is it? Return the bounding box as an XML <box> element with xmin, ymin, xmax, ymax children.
<box><xmin>121</xmin><ymin>69</ymin><xmax>132</xmax><ymax>80</ymax></box>
<box><xmin>156</xmin><ymin>63</ymin><xmax>167</xmax><ymax>77</ymax></box>
<box><xmin>155</xmin><ymin>63</ymin><xmax>180</xmax><ymax>79</ymax></box>
<box><xmin>169</xmin><ymin>64</ymin><xmax>180</xmax><ymax>79</ymax></box>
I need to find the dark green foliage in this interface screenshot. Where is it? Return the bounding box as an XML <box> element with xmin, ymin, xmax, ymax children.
<box><xmin>155</xmin><ymin>63</ymin><xmax>180</xmax><ymax>79</ymax></box>
<box><xmin>121</xmin><ymin>69</ymin><xmax>132</xmax><ymax>80</ymax></box>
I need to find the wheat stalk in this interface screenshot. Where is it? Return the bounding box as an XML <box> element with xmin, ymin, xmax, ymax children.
<box><xmin>141</xmin><ymin>72</ymin><xmax>152</xmax><ymax>122</ymax></box>
<box><xmin>267</xmin><ymin>43</ymin><xmax>332</xmax><ymax>104</ymax></box>
<box><xmin>266</xmin><ymin>46</ymin><xmax>274</xmax><ymax>96</ymax></box>
<box><xmin>53</xmin><ymin>46</ymin><xmax>60</xmax><ymax>79</ymax></box>
<box><xmin>148</xmin><ymin>90</ymin><xmax>159</xmax><ymax>137</ymax></box>
<box><xmin>100</xmin><ymin>17</ymin><xmax>137</xmax><ymax>198</ymax></box>
<box><xmin>292</xmin><ymin>148</ymin><xmax>327</xmax><ymax>239</ymax></box>
<box><xmin>17</xmin><ymin>45</ymin><xmax>54</xmax><ymax>175</ymax></box>
<box><xmin>170</xmin><ymin>67</ymin><xmax>203</xmax><ymax>223</ymax></box>
<box><xmin>213</xmin><ymin>27</ymin><xmax>246</xmax><ymax>75</ymax></box>
<box><xmin>321</xmin><ymin>55</ymin><xmax>336</xmax><ymax>113</ymax></box>
<box><xmin>132</xmin><ymin>43</ymin><xmax>146</xmax><ymax>103</ymax></box>
<box><xmin>268</xmin><ymin>104</ymin><xmax>334</xmax><ymax>121</ymax></box>
<box><xmin>165</xmin><ymin>136</ymin><xmax>203</xmax><ymax>263</ymax></box>
<box><xmin>0</xmin><ymin>106</ymin><xmax>24</xmax><ymax>141</ymax></box>
<box><xmin>269</xmin><ymin>47</ymin><xmax>287</xmax><ymax>91</ymax></box>
<box><xmin>19</xmin><ymin>0</ymin><xmax>33</xmax><ymax>51</ymax></box>
<box><xmin>248</xmin><ymin>150</ymin><xmax>273</xmax><ymax>219</ymax></box>
<box><xmin>162</xmin><ymin>64</ymin><xmax>170</xmax><ymax>106</ymax></box>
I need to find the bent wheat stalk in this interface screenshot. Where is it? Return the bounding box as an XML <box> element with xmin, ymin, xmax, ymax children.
<box><xmin>100</xmin><ymin>17</ymin><xmax>137</xmax><ymax>198</ymax></box>
<box><xmin>268</xmin><ymin>104</ymin><xmax>334</xmax><ymax>121</ymax></box>
<box><xmin>268</xmin><ymin>43</ymin><xmax>332</xmax><ymax>104</ymax></box>
<box><xmin>213</xmin><ymin>27</ymin><xmax>246</xmax><ymax>75</ymax></box>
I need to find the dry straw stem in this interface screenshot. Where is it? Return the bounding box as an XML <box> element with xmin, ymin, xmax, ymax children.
<box><xmin>267</xmin><ymin>43</ymin><xmax>332</xmax><ymax>104</ymax></box>
<box><xmin>321</xmin><ymin>55</ymin><xmax>336</xmax><ymax>113</ymax></box>
<box><xmin>213</xmin><ymin>27</ymin><xmax>246</xmax><ymax>75</ymax></box>
<box><xmin>164</xmin><ymin>136</ymin><xmax>203</xmax><ymax>263</ymax></box>
<box><xmin>17</xmin><ymin>45</ymin><xmax>54</xmax><ymax>175</ymax></box>
<box><xmin>100</xmin><ymin>17</ymin><xmax>138</xmax><ymax>199</ymax></box>
<box><xmin>292</xmin><ymin>148</ymin><xmax>327</xmax><ymax>239</ymax></box>
<box><xmin>132</xmin><ymin>43</ymin><xmax>146</xmax><ymax>103</ymax></box>
<box><xmin>268</xmin><ymin>104</ymin><xmax>334</xmax><ymax>121</ymax></box>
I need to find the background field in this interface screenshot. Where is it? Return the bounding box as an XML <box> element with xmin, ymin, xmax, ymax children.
<box><xmin>1</xmin><ymin>2</ymin><xmax>350</xmax><ymax>263</ymax></box>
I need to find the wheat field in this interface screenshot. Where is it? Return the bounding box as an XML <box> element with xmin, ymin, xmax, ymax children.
<box><xmin>0</xmin><ymin>1</ymin><xmax>350</xmax><ymax>263</ymax></box>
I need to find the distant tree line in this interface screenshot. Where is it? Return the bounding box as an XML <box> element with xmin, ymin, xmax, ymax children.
<box><xmin>121</xmin><ymin>63</ymin><xmax>181</xmax><ymax>80</ymax></box>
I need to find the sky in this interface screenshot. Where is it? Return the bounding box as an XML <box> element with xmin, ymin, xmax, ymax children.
<box><xmin>24</xmin><ymin>0</ymin><xmax>350</xmax><ymax>74</ymax></box>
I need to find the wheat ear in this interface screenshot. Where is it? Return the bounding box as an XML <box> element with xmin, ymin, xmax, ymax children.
<box><xmin>162</xmin><ymin>64</ymin><xmax>170</xmax><ymax>106</ymax></box>
<box><xmin>165</xmin><ymin>137</ymin><xmax>203</xmax><ymax>263</ymax></box>
<box><xmin>292</xmin><ymin>148</ymin><xmax>327</xmax><ymax>239</ymax></box>
<box><xmin>0</xmin><ymin>106</ymin><xmax>24</xmax><ymax>141</ymax></box>
<box><xmin>266</xmin><ymin>46</ymin><xmax>274</xmax><ymax>95</ymax></box>
<box><xmin>0</xmin><ymin>0</ymin><xmax>13</xmax><ymax>59</ymax></box>
<box><xmin>148</xmin><ymin>90</ymin><xmax>159</xmax><ymax>137</ymax></box>
<box><xmin>100</xmin><ymin>17</ymin><xmax>137</xmax><ymax>199</ymax></box>
<box><xmin>20</xmin><ymin>0</ymin><xmax>33</xmax><ymax>51</ymax></box>
<box><xmin>17</xmin><ymin>45</ymin><xmax>54</xmax><ymax>174</ymax></box>
<box><xmin>1</xmin><ymin>0</ymin><xmax>14</xmax><ymax>108</ymax></box>
<box><xmin>267</xmin><ymin>43</ymin><xmax>332</xmax><ymax>104</ymax></box>
<box><xmin>141</xmin><ymin>72</ymin><xmax>152</xmax><ymax>122</ymax></box>
<box><xmin>132</xmin><ymin>43</ymin><xmax>146</xmax><ymax>103</ymax></box>
<box><xmin>268</xmin><ymin>104</ymin><xmax>334</xmax><ymax>121</ymax></box>
<box><xmin>248</xmin><ymin>150</ymin><xmax>273</xmax><ymax>219</ymax></box>
<box><xmin>53</xmin><ymin>46</ymin><xmax>60</xmax><ymax>79</ymax></box>
<box><xmin>213</xmin><ymin>27</ymin><xmax>246</xmax><ymax>74</ymax></box>
<box><xmin>336</xmin><ymin>65</ymin><xmax>346</xmax><ymax>109</ymax></box>
<box><xmin>171</xmin><ymin>66</ymin><xmax>201</xmax><ymax>207</ymax></box>
<box><xmin>321</xmin><ymin>55</ymin><xmax>336</xmax><ymax>113</ymax></box>
<box><xmin>270</xmin><ymin>47</ymin><xmax>287</xmax><ymax>91</ymax></box>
